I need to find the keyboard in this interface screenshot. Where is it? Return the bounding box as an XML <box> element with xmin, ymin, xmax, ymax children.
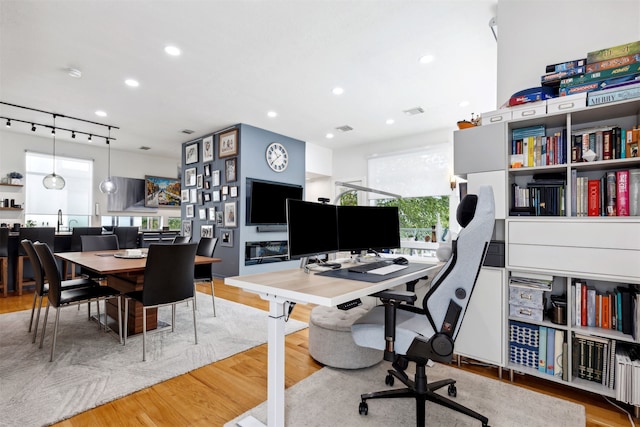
<box><xmin>347</xmin><ymin>260</ymin><xmax>393</xmax><ymax>273</ymax></box>
<box><xmin>367</xmin><ymin>264</ymin><xmax>408</xmax><ymax>275</ymax></box>
<box><xmin>337</xmin><ymin>298</ymin><xmax>362</xmax><ymax>310</ymax></box>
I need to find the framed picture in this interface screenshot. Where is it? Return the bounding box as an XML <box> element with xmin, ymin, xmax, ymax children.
<box><xmin>204</xmin><ymin>180</ymin><xmax>211</xmax><ymax>190</ymax></box>
<box><xmin>144</xmin><ymin>175</ymin><xmax>181</xmax><ymax>208</ymax></box>
<box><xmin>198</xmin><ymin>208</ymin><xmax>206</xmax><ymax>220</ymax></box>
<box><xmin>225</xmin><ymin>158</ymin><xmax>237</xmax><ymax>182</ymax></box>
<box><xmin>197</xmin><ymin>174</ymin><xmax>203</xmax><ymax>189</ymax></box>
<box><xmin>203</xmin><ymin>192</ymin><xmax>211</xmax><ymax>202</ymax></box>
<box><xmin>212</xmin><ymin>170</ymin><xmax>221</xmax><ymax>186</ymax></box>
<box><xmin>224</xmin><ymin>201</ymin><xmax>237</xmax><ymax>227</ymax></box>
<box><xmin>208</xmin><ymin>207</ymin><xmax>216</xmax><ymax>220</ymax></box>
<box><xmin>222</xmin><ymin>185</ymin><xmax>229</xmax><ymax>195</ymax></box>
<box><xmin>201</xmin><ymin>224</ymin><xmax>214</xmax><ymax>238</ymax></box>
<box><xmin>218</xmin><ymin>129</ymin><xmax>238</xmax><ymax>158</ymax></box>
<box><xmin>204</xmin><ymin>163</ymin><xmax>211</xmax><ymax>176</ymax></box>
<box><xmin>190</xmin><ymin>188</ymin><xmax>197</xmax><ymax>203</ymax></box>
<box><xmin>185</xmin><ymin>204</ymin><xmax>194</xmax><ymax>218</ymax></box>
<box><xmin>230</xmin><ymin>186</ymin><xmax>238</xmax><ymax>198</ymax></box>
<box><xmin>181</xmin><ymin>189</ymin><xmax>190</xmax><ymax>202</ymax></box>
<box><xmin>184</xmin><ymin>167</ymin><xmax>197</xmax><ymax>187</ymax></box>
<box><xmin>212</xmin><ymin>190</ymin><xmax>220</xmax><ymax>202</ymax></box>
<box><xmin>215</xmin><ymin>211</ymin><xmax>223</xmax><ymax>226</ymax></box>
<box><xmin>185</xmin><ymin>142</ymin><xmax>198</xmax><ymax>164</ymax></box>
<box><xmin>182</xmin><ymin>220</ymin><xmax>192</xmax><ymax>238</ymax></box>
<box><xmin>220</xmin><ymin>229</ymin><xmax>233</xmax><ymax>247</ymax></box>
<box><xmin>202</xmin><ymin>136</ymin><xmax>214</xmax><ymax>162</ymax></box>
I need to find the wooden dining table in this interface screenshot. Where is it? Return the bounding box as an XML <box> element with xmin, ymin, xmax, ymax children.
<box><xmin>55</xmin><ymin>249</ymin><xmax>221</xmax><ymax>335</ymax></box>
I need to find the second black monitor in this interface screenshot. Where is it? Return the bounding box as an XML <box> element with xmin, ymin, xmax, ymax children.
<box><xmin>337</xmin><ymin>205</ymin><xmax>400</xmax><ymax>252</ymax></box>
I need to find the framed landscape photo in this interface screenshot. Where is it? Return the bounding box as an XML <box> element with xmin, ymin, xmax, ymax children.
<box><xmin>144</xmin><ymin>175</ymin><xmax>181</xmax><ymax>208</ymax></box>
<box><xmin>185</xmin><ymin>167</ymin><xmax>197</xmax><ymax>187</ymax></box>
<box><xmin>224</xmin><ymin>201</ymin><xmax>237</xmax><ymax>227</ymax></box>
<box><xmin>218</xmin><ymin>129</ymin><xmax>238</xmax><ymax>158</ymax></box>
<box><xmin>220</xmin><ymin>229</ymin><xmax>233</xmax><ymax>247</ymax></box>
<box><xmin>225</xmin><ymin>158</ymin><xmax>237</xmax><ymax>182</ymax></box>
<box><xmin>202</xmin><ymin>136</ymin><xmax>214</xmax><ymax>162</ymax></box>
<box><xmin>185</xmin><ymin>142</ymin><xmax>198</xmax><ymax>164</ymax></box>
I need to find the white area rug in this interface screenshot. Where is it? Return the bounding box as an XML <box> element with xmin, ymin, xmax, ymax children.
<box><xmin>227</xmin><ymin>362</ymin><xmax>585</xmax><ymax>427</ymax></box>
<box><xmin>0</xmin><ymin>294</ymin><xmax>307</xmax><ymax>427</ymax></box>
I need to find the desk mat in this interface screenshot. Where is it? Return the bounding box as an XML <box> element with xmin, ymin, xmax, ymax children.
<box><xmin>316</xmin><ymin>263</ymin><xmax>431</xmax><ymax>283</ymax></box>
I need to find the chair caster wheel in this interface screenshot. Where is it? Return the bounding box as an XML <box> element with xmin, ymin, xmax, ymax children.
<box><xmin>359</xmin><ymin>401</ymin><xmax>368</xmax><ymax>415</ymax></box>
<box><xmin>385</xmin><ymin>374</ymin><xmax>394</xmax><ymax>386</ymax></box>
<box><xmin>448</xmin><ymin>384</ymin><xmax>457</xmax><ymax>397</ymax></box>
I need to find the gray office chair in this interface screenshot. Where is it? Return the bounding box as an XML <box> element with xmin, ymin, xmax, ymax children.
<box><xmin>351</xmin><ymin>186</ymin><xmax>495</xmax><ymax>427</ymax></box>
<box><xmin>123</xmin><ymin>243</ymin><xmax>199</xmax><ymax>361</ymax></box>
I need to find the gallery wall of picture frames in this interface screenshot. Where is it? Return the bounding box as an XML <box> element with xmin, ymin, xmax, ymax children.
<box><xmin>181</xmin><ymin>128</ymin><xmax>239</xmax><ymax>246</ymax></box>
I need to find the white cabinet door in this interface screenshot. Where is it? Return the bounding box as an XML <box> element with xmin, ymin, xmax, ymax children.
<box><xmin>455</xmin><ymin>267</ymin><xmax>505</xmax><ymax>366</ymax></box>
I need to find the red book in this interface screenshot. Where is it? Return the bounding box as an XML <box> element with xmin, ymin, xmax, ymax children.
<box><xmin>581</xmin><ymin>283</ymin><xmax>588</xmax><ymax>326</ymax></box>
<box><xmin>588</xmin><ymin>180</ymin><xmax>601</xmax><ymax>216</ymax></box>
<box><xmin>617</xmin><ymin>170</ymin><xmax>630</xmax><ymax>216</ymax></box>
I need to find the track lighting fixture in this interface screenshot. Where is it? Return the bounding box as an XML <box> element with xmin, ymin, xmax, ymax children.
<box><xmin>99</xmin><ymin>128</ymin><xmax>117</xmax><ymax>194</ymax></box>
<box><xmin>43</xmin><ymin>115</ymin><xmax>66</xmax><ymax>190</ymax></box>
<box><xmin>71</xmin><ymin>131</ymin><xmax>76</xmax><ymax>139</ymax></box>
<box><xmin>31</xmin><ymin>123</ymin><xmax>36</xmax><ymax>132</ymax></box>
<box><xmin>88</xmin><ymin>134</ymin><xmax>92</xmax><ymax>141</ymax></box>
<box><xmin>5</xmin><ymin>119</ymin><xmax>10</xmax><ymax>128</ymax></box>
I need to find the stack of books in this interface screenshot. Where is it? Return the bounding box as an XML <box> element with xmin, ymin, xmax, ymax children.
<box><xmin>572</xmin><ymin>333</ymin><xmax>616</xmax><ymax>388</ymax></box>
<box><xmin>570</xmin><ymin>125</ymin><xmax>640</xmax><ymax>162</ymax></box>
<box><xmin>616</xmin><ymin>346</ymin><xmax>640</xmax><ymax>405</ymax></box>
<box><xmin>573</xmin><ymin>281</ymin><xmax>638</xmax><ymax>336</ymax></box>
<box><xmin>510</xmin><ymin>125</ymin><xmax>567</xmax><ymax>168</ymax></box>
<box><xmin>572</xmin><ymin>169</ymin><xmax>637</xmax><ymax>217</ymax></box>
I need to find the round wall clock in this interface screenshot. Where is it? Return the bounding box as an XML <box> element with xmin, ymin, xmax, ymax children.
<box><xmin>266</xmin><ymin>142</ymin><xmax>289</xmax><ymax>172</ymax></box>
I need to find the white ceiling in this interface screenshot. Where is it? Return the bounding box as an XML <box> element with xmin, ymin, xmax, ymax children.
<box><xmin>0</xmin><ymin>0</ymin><xmax>498</xmax><ymax>159</ymax></box>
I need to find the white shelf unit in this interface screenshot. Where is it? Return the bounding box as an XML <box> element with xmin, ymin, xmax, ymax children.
<box><xmin>504</xmin><ymin>98</ymin><xmax>640</xmax><ymax>405</ymax></box>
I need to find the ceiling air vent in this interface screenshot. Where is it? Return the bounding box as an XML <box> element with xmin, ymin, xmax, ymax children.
<box><xmin>181</xmin><ymin>129</ymin><xmax>195</xmax><ymax>134</ymax></box>
<box><xmin>403</xmin><ymin>107</ymin><xmax>425</xmax><ymax>116</ymax></box>
<box><xmin>335</xmin><ymin>125</ymin><xmax>353</xmax><ymax>132</ymax></box>
<box><xmin>139</xmin><ymin>146</ymin><xmax>151</xmax><ymax>150</ymax></box>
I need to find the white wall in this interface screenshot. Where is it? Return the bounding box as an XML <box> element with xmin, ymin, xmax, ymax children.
<box><xmin>0</xmin><ymin>128</ymin><xmax>180</xmax><ymax>226</ymax></box>
<box><xmin>497</xmin><ymin>0</ymin><xmax>640</xmax><ymax>104</ymax></box>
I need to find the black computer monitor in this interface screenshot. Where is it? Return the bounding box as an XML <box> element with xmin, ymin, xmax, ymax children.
<box><xmin>337</xmin><ymin>205</ymin><xmax>401</xmax><ymax>252</ymax></box>
<box><xmin>286</xmin><ymin>199</ymin><xmax>339</xmax><ymax>259</ymax></box>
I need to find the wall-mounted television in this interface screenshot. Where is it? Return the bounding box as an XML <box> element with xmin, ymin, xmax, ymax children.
<box><xmin>246</xmin><ymin>178</ymin><xmax>303</xmax><ymax>225</ymax></box>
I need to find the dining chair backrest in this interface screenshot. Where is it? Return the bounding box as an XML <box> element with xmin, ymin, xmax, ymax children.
<box><xmin>20</xmin><ymin>239</ymin><xmax>45</xmax><ymax>295</ymax></box>
<box><xmin>194</xmin><ymin>237</ymin><xmax>218</xmax><ymax>280</ymax></box>
<box><xmin>70</xmin><ymin>227</ymin><xmax>103</xmax><ymax>251</ymax></box>
<box><xmin>81</xmin><ymin>234</ymin><xmax>120</xmax><ymax>251</ymax></box>
<box><xmin>143</xmin><ymin>243</ymin><xmax>198</xmax><ymax>307</ymax></box>
<box><xmin>18</xmin><ymin>228</ymin><xmax>55</xmax><ymax>256</ymax></box>
<box><xmin>173</xmin><ymin>235</ymin><xmax>191</xmax><ymax>244</ymax></box>
<box><xmin>113</xmin><ymin>226</ymin><xmax>139</xmax><ymax>249</ymax></box>
<box><xmin>0</xmin><ymin>227</ymin><xmax>9</xmax><ymax>258</ymax></box>
<box><xmin>33</xmin><ymin>243</ymin><xmax>63</xmax><ymax>308</ymax></box>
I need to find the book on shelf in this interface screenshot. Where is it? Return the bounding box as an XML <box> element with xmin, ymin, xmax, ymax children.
<box><xmin>588</xmin><ymin>81</ymin><xmax>640</xmax><ymax>106</ymax></box>
<box><xmin>586</xmin><ymin>53</ymin><xmax>640</xmax><ymax>73</ymax></box>
<box><xmin>587</xmin><ymin>287</ymin><xmax>597</xmax><ymax>327</ymax></box>
<box><xmin>588</xmin><ymin>179</ymin><xmax>600</xmax><ymax>216</ymax></box>
<box><xmin>509</xmin><ymin>272</ymin><xmax>554</xmax><ymax>290</ymax></box>
<box><xmin>630</xmin><ymin>169</ymin><xmax>640</xmax><ymax>215</ymax></box>
<box><xmin>606</xmin><ymin>171</ymin><xmax>617</xmax><ymax>216</ymax></box>
<box><xmin>559</xmin><ymin>74</ymin><xmax>640</xmax><ymax>96</ymax></box>
<box><xmin>554</xmin><ymin>330</ymin><xmax>564</xmax><ymax>379</ymax></box>
<box><xmin>546</xmin><ymin>327</ymin><xmax>555</xmax><ymax>375</ymax></box>
<box><xmin>573</xmin><ymin>333</ymin><xmax>614</xmax><ymax>386</ymax></box>
<box><xmin>587</xmin><ymin>40</ymin><xmax>640</xmax><ymax>64</ymax></box>
<box><xmin>617</xmin><ymin>170</ymin><xmax>630</xmax><ymax>216</ymax></box>
<box><xmin>574</xmin><ymin>281</ymin><xmax>582</xmax><ymax>327</ymax></box>
<box><xmin>538</xmin><ymin>326</ymin><xmax>547</xmax><ymax>373</ymax></box>
<box><xmin>547</xmin><ymin>58</ymin><xmax>586</xmax><ymax>73</ymax></box>
<box><xmin>541</xmin><ymin>66</ymin><xmax>585</xmax><ymax>84</ymax></box>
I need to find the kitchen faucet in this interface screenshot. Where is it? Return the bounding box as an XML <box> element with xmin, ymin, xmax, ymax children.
<box><xmin>57</xmin><ymin>209</ymin><xmax>63</xmax><ymax>233</ymax></box>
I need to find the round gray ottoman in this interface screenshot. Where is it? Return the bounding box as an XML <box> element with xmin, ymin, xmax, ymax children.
<box><xmin>308</xmin><ymin>301</ymin><xmax>383</xmax><ymax>369</ymax></box>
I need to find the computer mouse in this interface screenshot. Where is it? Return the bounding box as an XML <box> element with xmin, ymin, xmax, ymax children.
<box><xmin>393</xmin><ymin>257</ymin><xmax>409</xmax><ymax>265</ymax></box>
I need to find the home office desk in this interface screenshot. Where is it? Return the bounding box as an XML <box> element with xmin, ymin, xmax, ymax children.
<box><xmin>224</xmin><ymin>261</ymin><xmax>440</xmax><ymax>427</ymax></box>
<box><xmin>55</xmin><ymin>249</ymin><xmax>220</xmax><ymax>334</ymax></box>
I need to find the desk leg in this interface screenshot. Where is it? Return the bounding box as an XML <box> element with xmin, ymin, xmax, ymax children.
<box><xmin>267</xmin><ymin>299</ymin><xmax>286</xmax><ymax>427</ymax></box>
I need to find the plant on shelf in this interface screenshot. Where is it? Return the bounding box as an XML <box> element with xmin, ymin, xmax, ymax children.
<box><xmin>7</xmin><ymin>171</ymin><xmax>23</xmax><ymax>185</ymax></box>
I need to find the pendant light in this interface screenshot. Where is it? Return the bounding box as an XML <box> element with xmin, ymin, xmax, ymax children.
<box><xmin>43</xmin><ymin>114</ymin><xmax>66</xmax><ymax>190</ymax></box>
<box><xmin>99</xmin><ymin>127</ymin><xmax>117</xmax><ymax>194</ymax></box>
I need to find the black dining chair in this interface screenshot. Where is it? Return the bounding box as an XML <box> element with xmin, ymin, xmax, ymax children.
<box><xmin>21</xmin><ymin>239</ymin><xmax>98</xmax><ymax>343</ymax></box>
<box><xmin>123</xmin><ymin>242</ymin><xmax>198</xmax><ymax>361</ymax></box>
<box><xmin>34</xmin><ymin>242</ymin><xmax>123</xmax><ymax>362</ymax></box>
<box><xmin>80</xmin><ymin>234</ymin><xmax>120</xmax><ymax>284</ymax></box>
<box><xmin>194</xmin><ymin>237</ymin><xmax>218</xmax><ymax>316</ymax></box>
<box><xmin>172</xmin><ymin>235</ymin><xmax>191</xmax><ymax>244</ymax></box>
<box><xmin>113</xmin><ymin>226</ymin><xmax>139</xmax><ymax>249</ymax></box>
<box><xmin>70</xmin><ymin>227</ymin><xmax>103</xmax><ymax>251</ymax></box>
<box><xmin>0</xmin><ymin>227</ymin><xmax>8</xmax><ymax>297</ymax></box>
<box><xmin>17</xmin><ymin>227</ymin><xmax>55</xmax><ymax>295</ymax></box>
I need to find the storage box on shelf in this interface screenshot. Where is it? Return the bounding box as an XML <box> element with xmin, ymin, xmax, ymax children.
<box><xmin>503</xmin><ymin>96</ymin><xmax>640</xmax><ymax>406</ymax></box>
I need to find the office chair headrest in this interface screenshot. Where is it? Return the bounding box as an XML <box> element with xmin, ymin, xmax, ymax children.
<box><xmin>456</xmin><ymin>194</ymin><xmax>478</xmax><ymax>228</ymax></box>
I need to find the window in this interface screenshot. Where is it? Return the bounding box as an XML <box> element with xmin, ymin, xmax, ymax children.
<box><xmin>25</xmin><ymin>152</ymin><xmax>93</xmax><ymax>228</ymax></box>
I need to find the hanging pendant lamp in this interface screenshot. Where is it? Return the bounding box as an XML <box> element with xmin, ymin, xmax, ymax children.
<box><xmin>99</xmin><ymin>127</ymin><xmax>117</xmax><ymax>194</ymax></box>
<box><xmin>43</xmin><ymin>114</ymin><xmax>66</xmax><ymax>190</ymax></box>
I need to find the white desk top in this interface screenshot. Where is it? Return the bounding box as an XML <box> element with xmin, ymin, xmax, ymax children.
<box><xmin>224</xmin><ymin>262</ymin><xmax>440</xmax><ymax>307</ymax></box>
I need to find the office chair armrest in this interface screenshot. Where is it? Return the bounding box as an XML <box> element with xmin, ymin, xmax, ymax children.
<box><xmin>371</xmin><ymin>289</ymin><xmax>417</xmax><ymax>304</ymax></box>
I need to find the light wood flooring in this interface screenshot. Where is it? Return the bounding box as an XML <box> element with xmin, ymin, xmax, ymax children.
<box><xmin>0</xmin><ymin>280</ymin><xmax>634</xmax><ymax>426</ymax></box>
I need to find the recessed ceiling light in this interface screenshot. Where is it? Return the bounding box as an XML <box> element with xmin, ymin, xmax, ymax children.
<box><xmin>332</xmin><ymin>87</ymin><xmax>344</xmax><ymax>95</ymax></box>
<box><xmin>125</xmin><ymin>79</ymin><xmax>140</xmax><ymax>87</ymax></box>
<box><xmin>267</xmin><ymin>111</ymin><xmax>278</xmax><ymax>118</ymax></box>
<box><xmin>95</xmin><ymin>110</ymin><xmax>107</xmax><ymax>117</ymax></box>
<box><xmin>459</xmin><ymin>100</ymin><xmax>470</xmax><ymax>107</ymax></box>
<box><xmin>325</xmin><ymin>133</ymin><xmax>334</xmax><ymax>139</ymax></box>
<box><xmin>419</xmin><ymin>55</ymin><xmax>435</xmax><ymax>64</ymax></box>
<box><xmin>66</xmin><ymin>68</ymin><xmax>82</xmax><ymax>78</ymax></box>
<box><xmin>386</xmin><ymin>119</ymin><xmax>395</xmax><ymax>125</ymax></box>
<box><xmin>164</xmin><ymin>45</ymin><xmax>181</xmax><ymax>56</ymax></box>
